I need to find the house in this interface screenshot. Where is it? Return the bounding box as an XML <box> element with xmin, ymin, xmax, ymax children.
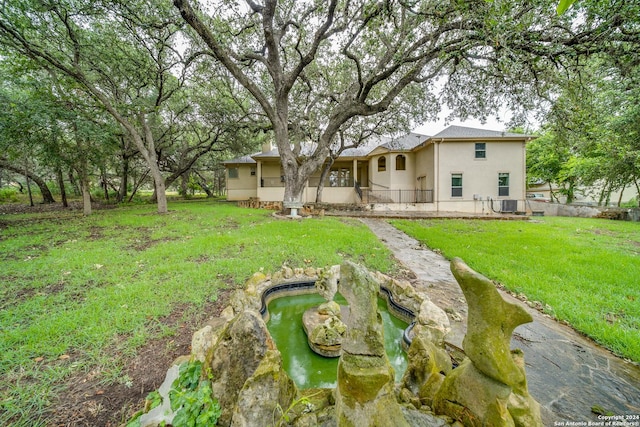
<box><xmin>223</xmin><ymin>125</ymin><xmax>535</xmax><ymax>214</ymax></box>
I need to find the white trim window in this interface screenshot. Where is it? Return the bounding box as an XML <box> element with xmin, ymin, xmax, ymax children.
<box><xmin>498</xmin><ymin>172</ymin><xmax>510</xmax><ymax>196</ymax></box>
<box><xmin>451</xmin><ymin>173</ymin><xmax>463</xmax><ymax>197</ymax></box>
<box><xmin>475</xmin><ymin>142</ymin><xmax>486</xmax><ymax>159</ymax></box>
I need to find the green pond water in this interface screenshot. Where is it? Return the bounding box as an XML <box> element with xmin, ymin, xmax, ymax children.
<box><xmin>266</xmin><ymin>293</ymin><xmax>409</xmax><ymax>389</ymax></box>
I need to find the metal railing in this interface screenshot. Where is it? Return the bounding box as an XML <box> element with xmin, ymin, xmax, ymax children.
<box><xmin>361</xmin><ymin>189</ymin><xmax>434</xmax><ymax>204</ymax></box>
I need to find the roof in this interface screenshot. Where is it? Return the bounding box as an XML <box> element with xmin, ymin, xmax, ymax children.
<box><xmin>223</xmin><ymin>125</ymin><xmax>533</xmax><ymax>165</ymax></box>
<box><xmin>378</xmin><ymin>132</ymin><xmax>428</xmax><ymax>152</ymax></box>
<box><xmin>222</xmin><ymin>154</ymin><xmax>256</xmax><ymax>164</ymax></box>
<box><xmin>431</xmin><ymin>125</ymin><xmax>533</xmax><ymax>140</ymax></box>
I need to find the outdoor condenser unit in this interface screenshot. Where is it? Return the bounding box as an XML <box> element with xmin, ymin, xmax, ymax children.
<box><xmin>501</xmin><ymin>199</ymin><xmax>518</xmax><ymax>213</ymax></box>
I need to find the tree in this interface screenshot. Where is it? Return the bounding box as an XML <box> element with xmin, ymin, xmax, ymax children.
<box><xmin>535</xmin><ymin>56</ymin><xmax>640</xmax><ymax>206</ymax></box>
<box><xmin>174</xmin><ymin>0</ymin><xmax>639</xmax><ymax>209</ymax></box>
<box><xmin>0</xmin><ymin>0</ymin><xmax>195</xmax><ymax>213</ymax></box>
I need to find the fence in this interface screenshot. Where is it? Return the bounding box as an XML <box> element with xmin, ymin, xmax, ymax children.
<box><xmin>361</xmin><ymin>189</ymin><xmax>433</xmax><ymax>204</ymax></box>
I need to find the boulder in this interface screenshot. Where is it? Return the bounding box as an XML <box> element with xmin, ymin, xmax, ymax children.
<box><xmin>416</xmin><ymin>299</ymin><xmax>451</xmax><ymax>346</ymax></box>
<box><xmin>205</xmin><ymin>310</ymin><xmax>282</xmax><ymax>426</ymax></box>
<box><xmin>191</xmin><ymin>317</ymin><xmax>229</xmax><ymax>363</ymax></box>
<box><xmin>433</xmin><ymin>358</ymin><xmax>514</xmax><ymax>427</ymax></box>
<box><xmin>231</xmin><ymin>350</ymin><xmax>297</xmax><ymax>427</ymax></box>
<box><xmin>401</xmin><ymin>334</ymin><xmax>451</xmax><ymax>406</ymax></box>
<box><xmin>450</xmin><ymin>258</ymin><xmax>531</xmax><ymax>386</ymax></box>
<box><xmin>432</xmin><ymin>258</ymin><xmax>542</xmax><ymax>427</ymax></box>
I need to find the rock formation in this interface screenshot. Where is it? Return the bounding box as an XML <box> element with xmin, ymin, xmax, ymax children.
<box><xmin>205</xmin><ymin>310</ymin><xmax>296</xmax><ymax>426</ymax></box>
<box><xmin>433</xmin><ymin>258</ymin><xmax>542</xmax><ymax>426</ymax></box>
<box><xmin>335</xmin><ymin>261</ymin><xmax>410</xmax><ymax>427</ymax></box>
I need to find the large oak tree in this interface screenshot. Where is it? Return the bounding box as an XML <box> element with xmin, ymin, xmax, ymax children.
<box><xmin>174</xmin><ymin>0</ymin><xmax>638</xmax><ymax>207</ymax></box>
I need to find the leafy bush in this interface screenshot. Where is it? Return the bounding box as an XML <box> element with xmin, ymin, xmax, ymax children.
<box><xmin>169</xmin><ymin>360</ymin><xmax>221</xmax><ymax>427</ymax></box>
<box><xmin>0</xmin><ymin>188</ymin><xmax>19</xmax><ymax>203</ymax></box>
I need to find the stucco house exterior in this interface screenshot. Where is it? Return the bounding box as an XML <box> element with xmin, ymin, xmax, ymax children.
<box><xmin>223</xmin><ymin>125</ymin><xmax>535</xmax><ymax>214</ymax></box>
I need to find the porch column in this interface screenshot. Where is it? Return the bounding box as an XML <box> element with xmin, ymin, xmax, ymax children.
<box><xmin>353</xmin><ymin>159</ymin><xmax>357</xmax><ymax>185</ymax></box>
<box><xmin>256</xmin><ymin>161</ymin><xmax>262</xmax><ymax>198</ymax></box>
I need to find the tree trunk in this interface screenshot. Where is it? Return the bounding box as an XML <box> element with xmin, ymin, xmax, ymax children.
<box><xmin>316</xmin><ymin>157</ymin><xmax>335</xmax><ymax>203</ymax></box>
<box><xmin>57</xmin><ymin>167</ymin><xmax>68</xmax><ymax>208</ymax></box>
<box><xmin>0</xmin><ymin>159</ymin><xmax>56</xmax><ymax>203</ymax></box>
<box><xmin>26</xmin><ymin>173</ymin><xmax>34</xmax><ymax>207</ymax></box>
<box><xmin>81</xmin><ymin>173</ymin><xmax>92</xmax><ymax>216</ymax></box>
<box><xmin>118</xmin><ymin>156</ymin><xmax>129</xmax><ymax>203</ymax></box>
<box><xmin>617</xmin><ymin>185</ymin><xmax>625</xmax><ymax>207</ymax></box>
<box><xmin>101</xmin><ymin>168</ymin><xmax>109</xmax><ymax>201</ymax></box>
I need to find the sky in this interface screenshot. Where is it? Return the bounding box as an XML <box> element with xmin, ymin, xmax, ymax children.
<box><xmin>413</xmin><ymin>105</ymin><xmax>515</xmax><ymax>136</ymax></box>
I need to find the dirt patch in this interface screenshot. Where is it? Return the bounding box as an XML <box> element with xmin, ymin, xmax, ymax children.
<box><xmin>47</xmin><ymin>289</ymin><xmax>232</xmax><ymax>427</ymax></box>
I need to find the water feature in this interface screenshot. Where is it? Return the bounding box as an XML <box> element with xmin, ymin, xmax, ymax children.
<box><xmin>266</xmin><ymin>292</ymin><xmax>408</xmax><ymax>389</ymax></box>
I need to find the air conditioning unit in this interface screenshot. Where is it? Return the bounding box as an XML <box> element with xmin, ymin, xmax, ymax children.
<box><xmin>501</xmin><ymin>200</ymin><xmax>517</xmax><ymax>213</ymax></box>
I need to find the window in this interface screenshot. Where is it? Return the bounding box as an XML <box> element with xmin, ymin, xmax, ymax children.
<box><xmin>377</xmin><ymin>156</ymin><xmax>386</xmax><ymax>171</ymax></box>
<box><xmin>228</xmin><ymin>167</ymin><xmax>239</xmax><ymax>179</ymax></box>
<box><xmin>475</xmin><ymin>143</ymin><xmax>486</xmax><ymax>159</ymax></box>
<box><xmin>451</xmin><ymin>173</ymin><xmax>462</xmax><ymax>197</ymax></box>
<box><xmin>395</xmin><ymin>154</ymin><xmax>406</xmax><ymax>170</ymax></box>
<box><xmin>498</xmin><ymin>173</ymin><xmax>510</xmax><ymax>196</ymax></box>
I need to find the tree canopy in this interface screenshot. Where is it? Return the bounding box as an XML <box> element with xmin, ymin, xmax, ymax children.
<box><xmin>174</xmin><ymin>0</ymin><xmax>640</xmax><ymax>206</ymax></box>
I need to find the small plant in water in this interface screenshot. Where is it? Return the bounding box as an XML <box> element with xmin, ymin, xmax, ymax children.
<box><xmin>169</xmin><ymin>360</ymin><xmax>221</xmax><ymax>427</ymax></box>
<box><xmin>271</xmin><ymin>392</ymin><xmax>319</xmax><ymax>427</ymax></box>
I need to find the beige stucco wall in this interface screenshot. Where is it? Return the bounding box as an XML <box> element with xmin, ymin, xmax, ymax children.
<box><xmin>436</xmin><ymin>141</ymin><xmax>526</xmax><ymax>206</ymax></box>
<box><xmin>370</xmin><ymin>154</ymin><xmax>391</xmax><ymax>190</ymax></box>
<box><xmin>388</xmin><ymin>153</ymin><xmax>415</xmax><ymax>190</ymax></box>
<box><xmin>226</xmin><ymin>164</ymin><xmax>257</xmax><ymax>201</ymax></box>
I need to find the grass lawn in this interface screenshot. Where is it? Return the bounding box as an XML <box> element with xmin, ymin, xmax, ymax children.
<box><xmin>0</xmin><ymin>200</ymin><xmax>398</xmax><ymax>426</ymax></box>
<box><xmin>390</xmin><ymin>217</ymin><xmax>640</xmax><ymax>363</ymax></box>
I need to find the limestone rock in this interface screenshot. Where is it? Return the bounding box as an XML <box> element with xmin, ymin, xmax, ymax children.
<box><xmin>433</xmin><ymin>358</ymin><xmax>514</xmax><ymax>427</ymax></box>
<box><xmin>244</xmin><ymin>271</ymin><xmax>267</xmax><ymax>292</ymax></box>
<box><xmin>282</xmin><ymin>266</ymin><xmax>294</xmax><ymax>279</ymax></box>
<box><xmin>507</xmin><ymin>349</ymin><xmax>543</xmax><ymax>427</ymax></box>
<box><xmin>433</xmin><ymin>258</ymin><xmax>542</xmax><ymax>427</ymax></box>
<box><xmin>401</xmin><ymin>335</ymin><xmax>451</xmax><ymax>406</ymax></box>
<box><xmin>416</xmin><ymin>299</ymin><xmax>451</xmax><ymax>345</ymax></box>
<box><xmin>231</xmin><ymin>350</ymin><xmax>297</xmax><ymax>427</ymax></box>
<box><xmin>191</xmin><ymin>317</ymin><xmax>229</xmax><ymax>363</ymax></box>
<box><xmin>205</xmin><ymin>310</ymin><xmax>279</xmax><ymax>426</ymax></box>
<box><xmin>318</xmin><ymin>301</ymin><xmax>341</xmax><ymax>317</ymax></box>
<box><xmin>302</xmin><ymin>303</ymin><xmax>347</xmax><ymax>357</ymax></box>
<box><xmin>374</xmin><ymin>271</ymin><xmax>423</xmax><ymax>314</ymax></box>
<box><xmin>451</xmin><ymin>258</ymin><xmax>532</xmax><ymax>386</ymax></box>
<box><xmin>338</xmin><ymin>261</ymin><xmax>385</xmax><ymax>357</ymax></box>
<box><xmin>315</xmin><ymin>265</ymin><xmax>340</xmax><ymax>301</ymax></box>
<box><xmin>229</xmin><ymin>289</ymin><xmax>260</xmax><ymax>313</ymax></box>
<box><xmin>335</xmin><ymin>261</ymin><xmax>409</xmax><ymax>427</ymax></box>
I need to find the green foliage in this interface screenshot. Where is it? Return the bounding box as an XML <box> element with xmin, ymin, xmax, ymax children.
<box><xmin>0</xmin><ymin>187</ymin><xmax>19</xmax><ymax>203</ymax></box>
<box><xmin>391</xmin><ymin>217</ymin><xmax>640</xmax><ymax>362</ymax></box>
<box><xmin>169</xmin><ymin>361</ymin><xmax>221</xmax><ymax>427</ymax></box>
<box><xmin>271</xmin><ymin>393</ymin><xmax>317</xmax><ymax>427</ymax></box>
<box><xmin>557</xmin><ymin>0</ymin><xmax>577</xmax><ymax>14</ymax></box>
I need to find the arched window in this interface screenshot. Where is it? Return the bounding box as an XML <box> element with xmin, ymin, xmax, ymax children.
<box><xmin>396</xmin><ymin>155</ymin><xmax>406</xmax><ymax>170</ymax></box>
<box><xmin>377</xmin><ymin>156</ymin><xmax>386</xmax><ymax>172</ymax></box>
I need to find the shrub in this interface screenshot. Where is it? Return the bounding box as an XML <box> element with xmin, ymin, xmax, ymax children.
<box><xmin>0</xmin><ymin>188</ymin><xmax>19</xmax><ymax>203</ymax></box>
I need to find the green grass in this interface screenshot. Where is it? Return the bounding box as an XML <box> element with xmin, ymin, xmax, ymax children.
<box><xmin>0</xmin><ymin>200</ymin><xmax>398</xmax><ymax>426</ymax></box>
<box><xmin>390</xmin><ymin>217</ymin><xmax>640</xmax><ymax>363</ymax></box>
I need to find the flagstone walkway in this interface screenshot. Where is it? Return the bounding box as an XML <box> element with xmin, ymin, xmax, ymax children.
<box><xmin>360</xmin><ymin>217</ymin><xmax>640</xmax><ymax>426</ymax></box>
